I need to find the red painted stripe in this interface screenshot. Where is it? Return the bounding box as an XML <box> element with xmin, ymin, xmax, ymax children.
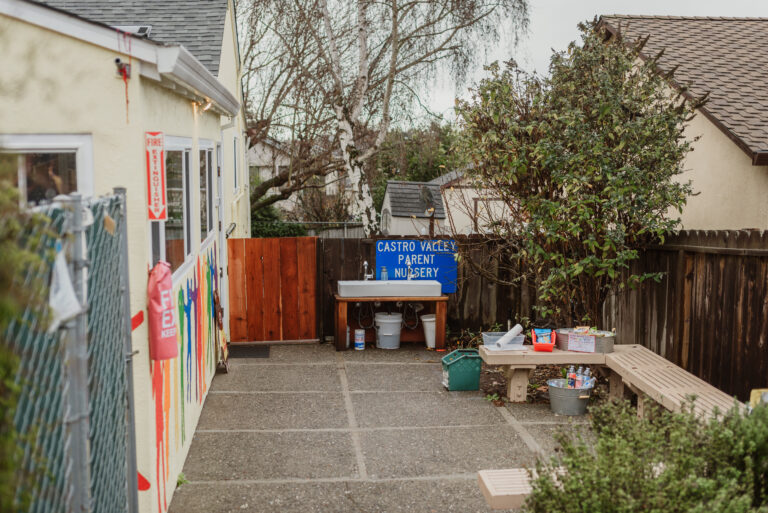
<box><xmin>137</xmin><ymin>471</ymin><xmax>151</xmax><ymax>491</ymax></box>
<box><xmin>131</xmin><ymin>311</ymin><xmax>144</xmax><ymax>331</ymax></box>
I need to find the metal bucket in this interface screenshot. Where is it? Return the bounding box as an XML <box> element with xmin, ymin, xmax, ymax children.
<box><xmin>547</xmin><ymin>379</ymin><xmax>592</xmax><ymax>416</ymax></box>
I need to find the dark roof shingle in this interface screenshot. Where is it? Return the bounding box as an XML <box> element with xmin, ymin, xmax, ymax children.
<box><xmin>600</xmin><ymin>15</ymin><xmax>768</xmax><ymax>161</ymax></box>
<box><xmin>40</xmin><ymin>0</ymin><xmax>229</xmax><ymax>75</ymax></box>
<box><xmin>385</xmin><ymin>181</ymin><xmax>446</xmax><ymax>219</ymax></box>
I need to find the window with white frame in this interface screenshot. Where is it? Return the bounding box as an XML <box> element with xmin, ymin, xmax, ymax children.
<box><xmin>149</xmin><ymin>137</ymin><xmax>193</xmax><ymax>274</ymax></box>
<box><xmin>233</xmin><ymin>136</ymin><xmax>239</xmax><ymax>191</ymax></box>
<box><xmin>200</xmin><ymin>144</ymin><xmax>214</xmax><ymax>241</ymax></box>
<box><xmin>0</xmin><ymin>134</ymin><xmax>93</xmax><ymax>205</ymax></box>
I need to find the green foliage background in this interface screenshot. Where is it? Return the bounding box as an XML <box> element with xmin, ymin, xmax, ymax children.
<box><xmin>369</xmin><ymin>122</ymin><xmax>467</xmax><ymax>211</ymax></box>
<box><xmin>526</xmin><ymin>401</ymin><xmax>768</xmax><ymax>512</ymax></box>
<box><xmin>456</xmin><ymin>20</ymin><xmax>703</xmax><ymax>325</ymax></box>
<box><xmin>0</xmin><ymin>157</ymin><xmax>45</xmax><ymax>511</ymax></box>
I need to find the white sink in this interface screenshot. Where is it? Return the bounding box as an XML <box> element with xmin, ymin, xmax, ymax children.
<box><xmin>337</xmin><ymin>280</ymin><xmax>442</xmax><ymax>298</ymax></box>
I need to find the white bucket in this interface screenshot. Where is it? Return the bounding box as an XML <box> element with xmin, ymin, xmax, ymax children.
<box><xmin>421</xmin><ymin>314</ymin><xmax>436</xmax><ymax>349</ymax></box>
<box><xmin>354</xmin><ymin>329</ymin><xmax>365</xmax><ymax>350</ymax></box>
<box><xmin>375</xmin><ymin>313</ymin><xmax>403</xmax><ymax>349</ymax></box>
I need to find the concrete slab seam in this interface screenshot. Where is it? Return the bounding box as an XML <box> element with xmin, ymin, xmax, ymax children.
<box><xmin>497</xmin><ymin>406</ymin><xmax>546</xmax><ymax>458</ymax></box>
<box><xmin>195</xmin><ymin>423</ymin><xmax>504</xmax><ymax>434</ymax></box>
<box><xmin>336</xmin><ymin>352</ymin><xmax>369</xmax><ymax>480</ymax></box>
<box><xmin>185</xmin><ymin>472</ymin><xmax>478</xmax><ymax>486</ymax></box>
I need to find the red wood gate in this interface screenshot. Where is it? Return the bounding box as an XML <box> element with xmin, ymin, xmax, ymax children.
<box><xmin>227</xmin><ymin>237</ymin><xmax>318</xmax><ymax>343</ymax></box>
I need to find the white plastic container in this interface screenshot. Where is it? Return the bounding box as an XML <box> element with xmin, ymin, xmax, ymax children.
<box><xmin>374</xmin><ymin>313</ymin><xmax>403</xmax><ymax>349</ymax></box>
<box><xmin>354</xmin><ymin>329</ymin><xmax>366</xmax><ymax>350</ymax></box>
<box><xmin>421</xmin><ymin>314</ymin><xmax>436</xmax><ymax>349</ymax></box>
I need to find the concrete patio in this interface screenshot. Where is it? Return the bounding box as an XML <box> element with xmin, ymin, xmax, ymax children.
<box><xmin>169</xmin><ymin>344</ymin><xmax>590</xmax><ymax>512</ymax></box>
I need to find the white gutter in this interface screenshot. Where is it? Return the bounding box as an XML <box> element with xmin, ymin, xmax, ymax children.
<box><xmin>2</xmin><ymin>0</ymin><xmax>240</xmax><ymax>116</ymax></box>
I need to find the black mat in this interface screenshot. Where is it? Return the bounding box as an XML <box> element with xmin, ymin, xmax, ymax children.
<box><xmin>228</xmin><ymin>345</ymin><xmax>271</xmax><ymax>358</ymax></box>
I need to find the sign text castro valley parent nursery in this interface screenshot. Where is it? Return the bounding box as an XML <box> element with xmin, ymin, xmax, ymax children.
<box><xmin>375</xmin><ymin>239</ymin><xmax>457</xmax><ymax>293</ymax></box>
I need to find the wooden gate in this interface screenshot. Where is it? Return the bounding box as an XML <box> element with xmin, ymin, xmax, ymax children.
<box><xmin>227</xmin><ymin>237</ymin><xmax>318</xmax><ymax>343</ymax></box>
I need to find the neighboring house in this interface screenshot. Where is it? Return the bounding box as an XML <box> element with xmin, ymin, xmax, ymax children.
<box><xmin>381</xmin><ymin>180</ymin><xmax>446</xmax><ymax>235</ymax></box>
<box><xmin>0</xmin><ymin>1</ymin><xmax>249</xmax><ymax>512</ymax></box>
<box><xmin>247</xmin><ymin>137</ymin><xmax>351</xmax><ymax>213</ymax></box>
<box><xmin>247</xmin><ymin>136</ymin><xmax>295</xmax><ymax>210</ymax></box>
<box><xmin>431</xmin><ymin>170</ymin><xmax>510</xmax><ymax>235</ymax></box>
<box><xmin>599</xmin><ymin>15</ymin><xmax>768</xmax><ymax>230</ymax></box>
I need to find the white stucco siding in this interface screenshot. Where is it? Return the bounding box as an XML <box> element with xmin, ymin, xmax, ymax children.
<box><xmin>1</xmin><ymin>13</ymin><xmax>248</xmax><ymax>513</ymax></box>
<box><xmin>678</xmin><ymin>111</ymin><xmax>768</xmax><ymax>230</ymax></box>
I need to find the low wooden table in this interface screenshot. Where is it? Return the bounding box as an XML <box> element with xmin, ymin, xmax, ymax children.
<box><xmin>479</xmin><ymin>345</ymin><xmax>634</xmax><ymax>402</ymax></box>
<box><xmin>334</xmin><ymin>294</ymin><xmax>448</xmax><ymax>351</ymax></box>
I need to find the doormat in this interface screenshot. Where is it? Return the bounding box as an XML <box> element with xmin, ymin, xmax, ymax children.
<box><xmin>228</xmin><ymin>345</ymin><xmax>270</xmax><ymax>358</ymax></box>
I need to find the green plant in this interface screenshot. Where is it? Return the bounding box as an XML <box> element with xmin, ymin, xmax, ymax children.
<box><xmin>525</xmin><ymin>401</ymin><xmax>768</xmax><ymax>512</ymax></box>
<box><xmin>485</xmin><ymin>393</ymin><xmax>500</xmax><ymax>402</ymax></box>
<box><xmin>250</xmin><ymin>203</ymin><xmax>307</xmax><ymax>238</ymax></box>
<box><xmin>176</xmin><ymin>472</ymin><xmax>189</xmax><ymax>487</ymax></box>
<box><xmin>456</xmin><ymin>19</ymin><xmax>704</xmax><ymax>326</ymax></box>
<box><xmin>0</xmin><ymin>157</ymin><xmax>48</xmax><ymax>511</ymax></box>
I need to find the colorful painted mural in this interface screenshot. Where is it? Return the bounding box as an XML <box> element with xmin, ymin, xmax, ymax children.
<box><xmin>149</xmin><ymin>242</ymin><xmax>220</xmax><ymax>511</ymax></box>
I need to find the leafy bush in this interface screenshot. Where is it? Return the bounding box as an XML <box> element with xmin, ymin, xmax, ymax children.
<box><xmin>0</xmin><ymin>158</ymin><xmax>47</xmax><ymax>511</ymax></box>
<box><xmin>525</xmin><ymin>401</ymin><xmax>768</xmax><ymax>512</ymax></box>
<box><xmin>250</xmin><ymin>204</ymin><xmax>307</xmax><ymax>238</ymax></box>
<box><xmin>456</xmin><ymin>20</ymin><xmax>705</xmax><ymax>325</ymax></box>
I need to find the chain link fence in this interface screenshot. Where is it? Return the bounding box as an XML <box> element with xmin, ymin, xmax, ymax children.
<box><xmin>6</xmin><ymin>191</ymin><xmax>137</xmax><ymax>513</ymax></box>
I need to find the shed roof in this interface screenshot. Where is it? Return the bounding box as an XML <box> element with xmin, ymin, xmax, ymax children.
<box><xmin>40</xmin><ymin>0</ymin><xmax>229</xmax><ymax>75</ymax></box>
<box><xmin>428</xmin><ymin>169</ymin><xmax>464</xmax><ymax>187</ymax></box>
<box><xmin>385</xmin><ymin>181</ymin><xmax>446</xmax><ymax>219</ymax></box>
<box><xmin>599</xmin><ymin>15</ymin><xmax>768</xmax><ymax>164</ymax></box>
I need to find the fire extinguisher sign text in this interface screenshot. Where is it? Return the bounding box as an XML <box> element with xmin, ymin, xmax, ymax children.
<box><xmin>145</xmin><ymin>132</ymin><xmax>167</xmax><ymax>220</ymax></box>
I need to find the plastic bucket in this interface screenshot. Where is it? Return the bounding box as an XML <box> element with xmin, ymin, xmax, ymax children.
<box><xmin>421</xmin><ymin>314</ymin><xmax>436</xmax><ymax>348</ymax></box>
<box><xmin>547</xmin><ymin>379</ymin><xmax>592</xmax><ymax>416</ymax></box>
<box><xmin>375</xmin><ymin>313</ymin><xmax>402</xmax><ymax>349</ymax></box>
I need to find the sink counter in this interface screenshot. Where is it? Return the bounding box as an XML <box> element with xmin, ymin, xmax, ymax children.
<box><xmin>334</xmin><ymin>294</ymin><xmax>448</xmax><ymax>351</ymax></box>
<box><xmin>337</xmin><ymin>279</ymin><xmax>442</xmax><ymax>298</ymax></box>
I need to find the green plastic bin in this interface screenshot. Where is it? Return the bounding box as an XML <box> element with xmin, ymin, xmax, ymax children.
<box><xmin>441</xmin><ymin>349</ymin><xmax>482</xmax><ymax>391</ymax></box>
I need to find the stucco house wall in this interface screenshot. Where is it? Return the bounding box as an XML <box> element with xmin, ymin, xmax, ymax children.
<box><xmin>0</xmin><ymin>3</ymin><xmax>248</xmax><ymax>512</ymax></box>
<box><xmin>679</xmin><ymin>111</ymin><xmax>768</xmax><ymax>230</ymax></box>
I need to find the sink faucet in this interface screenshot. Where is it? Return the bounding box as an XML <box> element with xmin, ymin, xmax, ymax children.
<box><xmin>363</xmin><ymin>260</ymin><xmax>373</xmax><ymax>281</ymax></box>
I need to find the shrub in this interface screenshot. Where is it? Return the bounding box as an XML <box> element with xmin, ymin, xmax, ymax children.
<box><xmin>525</xmin><ymin>401</ymin><xmax>768</xmax><ymax>512</ymax></box>
<box><xmin>455</xmin><ymin>20</ymin><xmax>706</xmax><ymax>325</ymax></box>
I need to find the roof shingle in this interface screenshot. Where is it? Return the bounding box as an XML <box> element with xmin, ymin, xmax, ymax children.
<box><xmin>40</xmin><ymin>0</ymin><xmax>229</xmax><ymax>75</ymax></box>
<box><xmin>600</xmin><ymin>15</ymin><xmax>768</xmax><ymax>161</ymax></box>
<box><xmin>385</xmin><ymin>181</ymin><xmax>446</xmax><ymax>219</ymax></box>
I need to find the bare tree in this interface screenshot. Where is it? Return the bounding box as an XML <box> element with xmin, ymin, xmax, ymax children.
<box><xmin>239</xmin><ymin>0</ymin><xmax>529</xmax><ymax>234</ymax></box>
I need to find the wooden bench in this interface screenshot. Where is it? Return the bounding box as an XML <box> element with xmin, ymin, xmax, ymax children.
<box><xmin>479</xmin><ymin>467</ymin><xmax>566</xmax><ymax>510</ymax></box>
<box><xmin>478</xmin><ymin>344</ymin><xmax>742</xmax><ymax>510</ymax></box>
<box><xmin>478</xmin><ymin>345</ymin><xmax>632</xmax><ymax>402</ymax></box>
<box><xmin>606</xmin><ymin>344</ymin><xmax>740</xmax><ymax>419</ymax></box>
<box><xmin>478</xmin><ymin>468</ymin><xmax>532</xmax><ymax>510</ymax></box>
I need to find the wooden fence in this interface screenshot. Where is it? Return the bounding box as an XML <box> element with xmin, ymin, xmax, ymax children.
<box><xmin>228</xmin><ymin>237</ymin><xmax>318</xmax><ymax>342</ymax></box>
<box><xmin>603</xmin><ymin>230</ymin><xmax>768</xmax><ymax>401</ymax></box>
<box><xmin>317</xmin><ymin>232</ymin><xmax>767</xmax><ymax>400</ymax></box>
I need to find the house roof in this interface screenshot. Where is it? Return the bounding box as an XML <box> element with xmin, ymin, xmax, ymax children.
<box><xmin>428</xmin><ymin>169</ymin><xmax>464</xmax><ymax>188</ymax></box>
<box><xmin>384</xmin><ymin>181</ymin><xmax>446</xmax><ymax>219</ymax></box>
<box><xmin>599</xmin><ymin>15</ymin><xmax>768</xmax><ymax>165</ymax></box>
<box><xmin>40</xmin><ymin>0</ymin><xmax>229</xmax><ymax>75</ymax></box>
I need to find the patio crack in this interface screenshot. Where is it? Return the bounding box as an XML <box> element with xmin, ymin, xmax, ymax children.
<box><xmin>336</xmin><ymin>352</ymin><xmax>369</xmax><ymax>480</ymax></box>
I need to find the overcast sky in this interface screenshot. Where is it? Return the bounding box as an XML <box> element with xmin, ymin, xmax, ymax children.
<box><xmin>425</xmin><ymin>0</ymin><xmax>768</xmax><ymax>118</ymax></box>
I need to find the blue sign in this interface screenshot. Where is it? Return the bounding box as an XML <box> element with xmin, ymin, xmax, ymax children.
<box><xmin>375</xmin><ymin>239</ymin><xmax>458</xmax><ymax>293</ymax></box>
